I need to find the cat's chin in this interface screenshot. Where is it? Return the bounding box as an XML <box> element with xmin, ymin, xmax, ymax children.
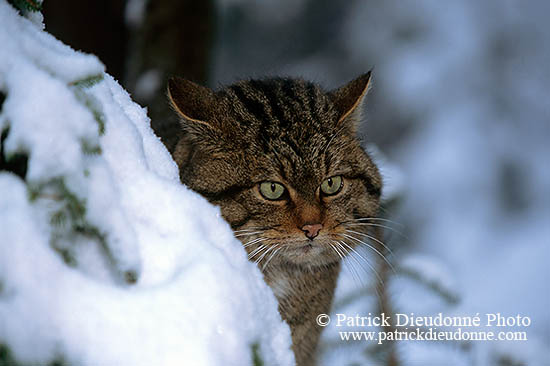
<box><xmin>293</xmin><ymin>243</ymin><xmax>323</xmax><ymax>259</ymax></box>
<box><xmin>279</xmin><ymin>241</ymin><xmax>340</xmax><ymax>267</ymax></box>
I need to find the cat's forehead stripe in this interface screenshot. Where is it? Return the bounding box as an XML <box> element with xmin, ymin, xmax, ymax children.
<box><xmin>226</xmin><ymin>78</ymin><xmax>328</xmax><ymax>131</ymax></box>
<box><xmin>227</xmin><ymin>84</ymin><xmax>269</xmax><ymax>126</ymax></box>
<box><xmin>305</xmin><ymin>83</ymin><xmax>320</xmax><ymax>122</ymax></box>
<box><xmin>248</xmin><ymin>79</ymin><xmax>288</xmax><ymax>128</ymax></box>
<box><xmin>218</xmin><ymin>77</ymin><xmax>375</xmax><ymax>192</ymax></box>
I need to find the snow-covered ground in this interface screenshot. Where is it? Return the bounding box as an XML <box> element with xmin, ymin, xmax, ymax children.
<box><xmin>0</xmin><ymin>2</ymin><xmax>294</xmax><ymax>365</ymax></box>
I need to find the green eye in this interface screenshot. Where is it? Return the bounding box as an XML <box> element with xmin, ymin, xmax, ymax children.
<box><xmin>320</xmin><ymin>176</ymin><xmax>343</xmax><ymax>196</ymax></box>
<box><xmin>259</xmin><ymin>181</ymin><xmax>286</xmax><ymax>200</ymax></box>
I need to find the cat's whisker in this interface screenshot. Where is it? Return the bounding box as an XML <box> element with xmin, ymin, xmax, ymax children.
<box><xmin>344</xmin><ymin>229</ymin><xmax>395</xmax><ymax>258</ymax></box>
<box><xmin>351</xmin><ymin>217</ymin><xmax>405</xmax><ymax>228</ymax></box>
<box><xmin>235</xmin><ymin>231</ymin><xmax>263</xmax><ymax>238</ymax></box>
<box><xmin>334</xmin><ymin>241</ymin><xmax>364</xmax><ymax>285</ymax></box>
<box><xmin>338</xmin><ymin>241</ymin><xmax>384</xmax><ymax>286</ymax></box>
<box><xmin>248</xmin><ymin>244</ymin><xmax>267</xmax><ymax>259</ymax></box>
<box><xmin>329</xmin><ymin>242</ymin><xmax>354</xmax><ymax>282</ymax></box>
<box><xmin>334</xmin><ymin>241</ymin><xmax>350</xmax><ymax>257</ymax></box>
<box><xmin>344</xmin><ymin>260</ymin><xmax>363</xmax><ymax>288</ymax></box>
<box><xmin>333</xmin><ymin>242</ymin><xmax>370</xmax><ymax>289</ymax></box>
<box><xmin>233</xmin><ymin>230</ymin><xmax>258</xmax><ymax>234</ymax></box>
<box><xmin>340</xmin><ymin>233</ymin><xmax>395</xmax><ymax>273</ymax></box>
<box><xmin>234</xmin><ymin>224</ymin><xmax>280</xmax><ymax>232</ymax></box>
<box><xmin>243</xmin><ymin>237</ymin><xmax>268</xmax><ymax>248</ymax></box>
<box><xmin>255</xmin><ymin>244</ymin><xmax>276</xmax><ymax>265</ymax></box>
<box><xmin>332</xmin><ymin>241</ymin><xmax>362</xmax><ymax>286</ymax></box>
<box><xmin>345</xmin><ymin>222</ymin><xmax>407</xmax><ymax>240</ymax></box>
<box><xmin>233</xmin><ymin>226</ymin><xmax>270</xmax><ymax>233</ymax></box>
<box><xmin>262</xmin><ymin>246</ymin><xmax>281</xmax><ymax>270</ymax></box>
<box><xmin>338</xmin><ymin>240</ymin><xmax>386</xmax><ymax>311</ymax></box>
<box><xmin>329</xmin><ymin>242</ymin><xmax>345</xmax><ymax>261</ymax></box>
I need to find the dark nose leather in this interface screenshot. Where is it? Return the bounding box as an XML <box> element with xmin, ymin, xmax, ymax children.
<box><xmin>301</xmin><ymin>224</ymin><xmax>323</xmax><ymax>239</ymax></box>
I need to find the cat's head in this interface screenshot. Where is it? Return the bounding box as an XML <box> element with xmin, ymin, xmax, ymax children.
<box><xmin>168</xmin><ymin>73</ymin><xmax>382</xmax><ymax>269</ymax></box>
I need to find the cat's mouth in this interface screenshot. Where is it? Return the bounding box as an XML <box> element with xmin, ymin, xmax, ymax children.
<box><xmin>290</xmin><ymin>241</ymin><xmax>326</xmax><ymax>256</ymax></box>
<box><xmin>299</xmin><ymin>243</ymin><xmax>314</xmax><ymax>253</ymax></box>
<box><xmin>280</xmin><ymin>239</ymin><xmax>339</xmax><ymax>266</ymax></box>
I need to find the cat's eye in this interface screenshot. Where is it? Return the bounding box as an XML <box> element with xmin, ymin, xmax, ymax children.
<box><xmin>320</xmin><ymin>176</ymin><xmax>343</xmax><ymax>196</ymax></box>
<box><xmin>259</xmin><ymin>181</ymin><xmax>286</xmax><ymax>200</ymax></box>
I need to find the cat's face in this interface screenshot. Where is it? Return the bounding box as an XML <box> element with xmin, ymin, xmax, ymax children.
<box><xmin>168</xmin><ymin>74</ymin><xmax>382</xmax><ymax>269</ymax></box>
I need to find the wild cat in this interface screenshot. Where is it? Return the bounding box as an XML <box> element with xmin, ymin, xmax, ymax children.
<box><xmin>167</xmin><ymin>72</ymin><xmax>382</xmax><ymax>365</ymax></box>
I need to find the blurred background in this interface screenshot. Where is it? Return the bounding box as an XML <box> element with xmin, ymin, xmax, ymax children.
<box><xmin>42</xmin><ymin>0</ymin><xmax>550</xmax><ymax>364</ymax></box>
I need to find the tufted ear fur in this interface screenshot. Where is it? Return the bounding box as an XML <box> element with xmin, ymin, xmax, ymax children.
<box><xmin>167</xmin><ymin>77</ymin><xmax>217</xmax><ymax>132</ymax></box>
<box><xmin>329</xmin><ymin>71</ymin><xmax>372</xmax><ymax>132</ymax></box>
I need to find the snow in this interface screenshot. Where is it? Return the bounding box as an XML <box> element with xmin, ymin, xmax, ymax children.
<box><xmin>0</xmin><ymin>2</ymin><xmax>294</xmax><ymax>365</ymax></box>
<box><xmin>2</xmin><ymin>0</ymin><xmax>547</xmax><ymax>364</ymax></box>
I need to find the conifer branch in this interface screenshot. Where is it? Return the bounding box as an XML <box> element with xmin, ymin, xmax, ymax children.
<box><xmin>70</xmin><ymin>78</ymin><xmax>106</xmax><ymax>136</ymax></box>
<box><xmin>7</xmin><ymin>0</ymin><xmax>42</xmax><ymax>13</ymax></box>
<box><xmin>69</xmin><ymin>74</ymin><xmax>104</xmax><ymax>88</ymax></box>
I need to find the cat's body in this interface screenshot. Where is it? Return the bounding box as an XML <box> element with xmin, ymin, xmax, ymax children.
<box><xmin>168</xmin><ymin>74</ymin><xmax>382</xmax><ymax>365</ymax></box>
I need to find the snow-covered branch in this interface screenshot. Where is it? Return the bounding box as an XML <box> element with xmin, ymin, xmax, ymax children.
<box><xmin>0</xmin><ymin>2</ymin><xmax>294</xmax><ymax>364</ymax></box>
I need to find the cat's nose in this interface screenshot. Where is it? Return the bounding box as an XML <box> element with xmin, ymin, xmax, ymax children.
<box><xmin>301</xmin><ymin>224</ymin><xmax>323</xmax><ymax>240</ymax></box>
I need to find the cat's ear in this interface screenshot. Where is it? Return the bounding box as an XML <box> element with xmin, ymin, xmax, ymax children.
<box><xmin>167</xmin><ymin>77</ymin><xmax>216</xmax><ymax>130</ymax></box>
<box><xmin>329</xmin><ymin>71</ymin><xmax>372</xmax><ymax>130</ymax></box>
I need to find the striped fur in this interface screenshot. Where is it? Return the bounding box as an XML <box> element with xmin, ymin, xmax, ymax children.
<box><xmin>168</xmin><ymin>73</ymin><xmax>381</xmax><ymax>366</ymax></box>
